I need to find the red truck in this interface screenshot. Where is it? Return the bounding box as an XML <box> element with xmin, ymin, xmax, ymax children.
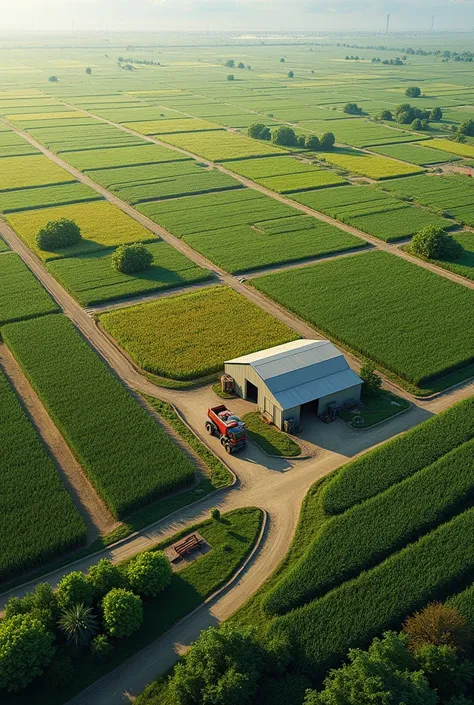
<box><xmin>206</xmin><ymin>405</ymin><xmax>247</xmax><ymax>454</ymax></box>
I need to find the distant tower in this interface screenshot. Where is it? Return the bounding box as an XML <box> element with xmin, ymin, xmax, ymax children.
<box><xmin>431</xmin><ymin>15</ymin><xmax>435</xmax><ymax>31</ymax></box>
<box><xmin>386</xmin><ymin>13</ymin><xmax>391</xmax><ymax>34</ymax></box>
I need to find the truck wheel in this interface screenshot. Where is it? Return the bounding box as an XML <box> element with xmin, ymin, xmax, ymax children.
<box><xmin>205</xmin><ymin>422</ymin><xmax>214</xmax><ymax>436</ymax></box>
<box><xmin>225</xmin><ymin>443</ymin><xmax>232</xmax><ymax>454</ymax></box>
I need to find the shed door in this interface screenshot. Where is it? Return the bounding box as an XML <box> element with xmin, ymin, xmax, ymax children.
<box><xmin>264</xmin><ymin>397</ymin><xmax>274</xmax><ymax>420</ymax></box>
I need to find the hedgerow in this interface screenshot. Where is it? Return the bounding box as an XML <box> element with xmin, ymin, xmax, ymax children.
<box><xmin>0</xmin><ymin>253</ymin><xmax>59</xmax><ymax>324</ymax></box>
<box><xmin>2</xmin><ymin>315</ymin><xmax>196</xmax><ymax>518</ymax></box>
<box><xmin>264</xmin><ymin>437</ymin><xmax>474</xmax><ymax>616</ymax></box>
<box><xmin>323</xmin><ymin>397</ymin><xmax>474</xmax><ymax>514</ymax></box>
<box><xmin>269</xmin><ymin>506</ymin><xmax>474</xmax><ymax>680</ymax></box>
<box><xmin>0</xmin><ymin>370</ymin><xmax>86</xmax><ymax>581</ymax></box>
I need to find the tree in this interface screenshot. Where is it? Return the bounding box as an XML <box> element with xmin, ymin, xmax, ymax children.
<box><xmin>90</xmin><ymin>634</ymin><xmax>113</xmax><ymax>663</ymax></box>
<box><xmin>211</xmin><ymin>508</ymin><xmax>221</xmax><ymax>521</ymax></box>
<box><xmin>406</xmin><ymin>86</ymin><xmax>422</xmax><ymax>97</ymax></box>
<box><xmin>112</xmin><ymin>243</ymin><xmax>153</xmax><ymax>274</ymax></box>
<box><xmin>378</xmin><ymin>109</ymin><xmax>393</xmax><ymax>121</ymax></box>
<box><xmin>59</xmin><ymin>604</ymin><xmax>98</xmax><ymax>648</ymax></box>
<box><xmin>86</xmin><ymin>559</ymin><xmax>126</xmax><ymax>600</ymax></box>
<box><xmin>85</xmin><ymin>67</ymin><xmax>92</xmax><ymax>75</ymax></box>
<box><xmin>272</xmin><ymin>126</ymin><xmax>298</xmax><ymax>146</ymax></box>
<box><xmin>248</xmin><ymin>123</ymin><xmax>271</xmax><ymax>141</ymax></box>
<box><xmin>0</xmin><ymin>614</ymin><xmax>55</xmax><ymax>692</ymax></box>
<box><xmin>102</xmin><ymin>588</ymin><xmax>143</xmax><ymax>639</ymax></box>
<box><xmin>36</xmin><ymin>218</ymin><xmax>81</xmax><ymax>251</ymax></box>
<box><xmin>304</xmin><ymin>632</ymin><xmax>437</xmax><ymax>705</ymax></box>
<box><xmin>237</xmin><ymin>62</ymin><xmax>245</xmax><ymax>69</ymax></box>
<box><xmin>320</xmin><ymin>132</ymin><xmax>335</xmax><ymax>149</ymax></box>
<box><xmin>411</xmin><ymin>227</ymin><xmax>464</xmax><ymax>262</ymax></box>
<box><xmin>297</xmin><ymin>135</ymin><xmax>306</xmax><ymax>148</ymax></box>
<box><xmin>127</xmin><ymin>551</ymin><xmax>172</xmax><ymax>597</ymax></box>
<box><xmin>225</xmin><ymin>59</ymin><xmax>235</xmax><ymax>68</ymax></box>
<box><xmin>360</xmin><ymin>360</ymin><xmax>382</xmax><ymax>397</ymax></box>
<box><xmin>451</xmin><ymin>132</ymin><xmax>467</xmax><ymax>143</ymax></box>
<box><xmin>305</xmin><ymin>134</ymin><xmax>320</xmax><ymax>150</ymax></box>
<box><xmin>414</xmin><ymin>644</ymin><xmax>474</xmax><ymax>703</ymax></box>
<box><xmin>287</xmin><ymin>70</ymin><xmax>294</xmax><ymax>78</ymax></box>
<box><xmin>403</xmin><ymin>603</ymin><xmax>472</xmax><ymax>653</ymax></box>
<box><xmin>227</xmin><ymin>74</ymin><xmax>235</xmax><ymax>81</ymax></box>
<box><xmin>168</xmin><ymin>624</ymin><xmax>266</xmax><ymax>705</ymax></box>
<box><xmin>48</xmin><ymin>75</ymin><xmax>58</xmax><ymax>82</ymax></box>
<box><xmin>458</xmin><ymin>118</ymin><xmax>474</xmax><ymax>136</ymax></box>
<box><xmin>57</xmin><ymin>571</ymin><xmax>94</xmax><ymax>610</ymax></box>
<box><xmin>431</xmin><ymin>106</ymin><xmax>443</xmax><ymax>120</ymax></box>
<box><xmin>5</xmin><ymin>583</ymin><xmax>57</xmax><ymax>629</ymax></box>
<box><xmin>412</xmin><ymin>118</ymin><xmax>423</xmax><ymax>130</ymax></box>
<box><xmin>280</xmin><ymin>57</ymin><xmax>286</xmax><ymax>62</ymax></box>
<box><xmin>344</xmin><ymin>102</ymin><xmax>363</xmax><ymax>115</ymax></box>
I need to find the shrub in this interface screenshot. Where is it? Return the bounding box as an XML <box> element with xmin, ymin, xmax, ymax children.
<box><xmin>126</xmin><ymin>552</ymin><xmax>172</xmax><ymax>597</ymax></box>
<box><xmin>212</xmin><ymin>508</ymin><xmax>221</xmax><ymax>521</ymax></box>
<box><xmin>58</xmin><ymin>604</ymin><xmax>98</xmax><ymax>648</ymax></box>
<box><xmin>320</xmin><ymin>132</ymin><xmax>335</xmax><ymax>149</ymax></box>
<box><xmin>406</xmin><ymin>86</ymin><xmax>422</xmax><ymax>97</ymax></box>
<box><xmin>44</xmin><ymin>654</ymin><xmax>74</xmax><ymax>691</ymax></box>
<box><xmin>85</xmin><ymin>67</ymin><xmax>92</xmax><ymax>75</ymax></box>
<box><xmin>412</xmin><ymin>118</ymin><xmax>423</xmax><ymax>130</ymax></box>
<box><xmin>431</xmin><ymin>107</ymin><xmax>442</xmax><ymax>120</ymax></box>
<box><xmin>56</xmin><ymin>571</ymin><xmax>94</xmax><ymax>610</ymax></box>
<box><xmin>305</xmin><ymin>134</ymin><xmax>320</xmax><ymax>150</ymax></box>
<box><xmin>414</xmin><ymin>644</ymin><xmax>474</xmax><ymax>702</ymax></box>
<box><xmin>344</xmin><ymin>103</ymin><xmax>363</xmax><ymax>115</ymax></box>
<box><xmin>90</xmin><ymin>634</ymin><xmax>114</xmax><ymax>663</ymax></box>
<box><xmin>0</xmin><ymin>614</ymin><xmax>55</xmax><ymax>692</ymax></box>
<box><xmin>458</xmin><ymin>119</ymin><xmax>474</xmax><ymax>136</ymax></box>
<box><xmin>48</xmin><ymin>75</ymin><xmax>58</xmax><ymax>82</ymax></box>
<box><xmin>411</xmin><ymin>226</ymin><xmax>464</xmax><ymax>261</ymax></box>
<box><xmin>287</xmin><ymin>70</ymin><xmax>294</xmax><ymax>78</ymax></box>
<box><xmin>5</xmin><ymin>583</ymin><xmax>58</xmax><ymax>630</ymax></box>
<box><xmin>360</xmin><ymin>360</ymin><xmax>382</xmax><ymax>397</ymax></box>
<box><xmin>111</xmin><ymin>243</ymin><xmax>153</xmax><ymax>274</ymax></box>
<box><xmin>35</xmin><ymin>218</ymin><xmax>81</xmax><ymax>251</ymax></box>
<box><xmin>248</xmin><ymin>123</ymin><xmax>271</xmax><ymax>141</ymax></box>
<box><xmin>227</xmin><ymin>74</ymin><xmax>235</xmax><ymax>81</ymax></box>
<box><xmin>403</xmin><ymin>603</ymin><xmax>472</xmax><ymax>653</ymax></box>
<box><xmin>272</xmin><ymin>126</ymin><xmax>298</xmax><ymax>146</ymax></box>
<box><xmin>297</xmin><ymin>135</ymin><xmax>306</xmax><ymax>148</ymax></box>
<box><xmin>102</xmin><ymin>588</ymin><xmax>143</xmax><ymax>639</ymax></box>
<box><xmin>86</xmin><ymin>559</ymin><xmax>126</xmax><ymax>600</ymax></box>
<box><xmin>378</xmin><ymin>109</ymin><xmax>393</xmax><ymax>121</ymax></box>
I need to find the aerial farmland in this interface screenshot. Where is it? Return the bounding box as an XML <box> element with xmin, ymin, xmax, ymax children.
<box><xmin>0</xmin><ymin>17</ymin><xmax>474</xmax><ymax>705</ymax></box>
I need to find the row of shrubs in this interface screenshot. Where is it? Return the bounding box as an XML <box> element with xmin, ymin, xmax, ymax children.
<box><xmin>264</xmin><ymin>437</ymin><xmax>474</xmax><ymax>616</ymax></box>
<box><xmin>248</xmin><ymin>123</ymin><xmax>335</xmax><ymax>151</ymax></box>
<box><xmin>269</xmin><ymin>505</ymin><xmax>474</xmax><ymax>679</ymax></box>
<box><xmin>0</xmin><ymin>551</ymin><xmax>172</xmax><ymax>693</ymax></box>
<box><xmin>322</xmin><ymin>396</ymin><xmax>474</xmax><ymax>515</ymax></box>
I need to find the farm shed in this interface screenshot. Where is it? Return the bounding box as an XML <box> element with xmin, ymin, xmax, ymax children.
<box><xmin>225</xmin><ymin>339</ymin><xmax>362</xmax><ymax>429</ymax></box>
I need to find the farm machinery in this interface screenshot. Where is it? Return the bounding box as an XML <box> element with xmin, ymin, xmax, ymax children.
<box><xmin>206</xmin><ymin>405</ymin><xmax>247</xmax><ymax>454</ymax></box>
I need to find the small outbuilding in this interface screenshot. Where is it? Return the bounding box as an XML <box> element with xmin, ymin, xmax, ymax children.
<box><xmin>225</xmin><ymin>339</ymin><xmax>362</xmax><ymax>429</ymax></box>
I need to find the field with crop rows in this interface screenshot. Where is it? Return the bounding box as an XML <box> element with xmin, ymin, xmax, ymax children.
<box><xmin>382</xmin><ymin>173</ymin><xmax>474</xmax><ymax>226</ymax></box>
<box><xmin>0</xmin><ymin>182</ymin><xmax>102</xmax><ymax>213</ymax></box>
<box><xmin>47</xmin><ymin>241</ymin><xmax>212</xmax><ymax>306</ymax></box>
<box><xmin>7</xmin><ymin>110</ymin><xmax>85</xmax><ymax>122</ymax></box>
<box><xmin>7</xmin><ymin>200</ymin><xmax>156</xmax><ymax>260</ymax></box>
<box><xmin>158</xmin><ymin>128</ymin><xmax>286</xmax><ymax>161</ymax></box>
<box><xmin>0</xmin><ymin>369</ymin><xmax>87</xmax><ymax>581</ymax></box>
<box><xmin>100</xmin><ymin>286</ymin><xmax>299</xmax><ymax>379</ymax></box>
<box><xmin>124</xmin><ymin>118</ymin><xmax>222</xmax><ymax>135</ymax></box>
<box><xmin>0</xmin><ymin>130</ymin><xmax>37</xmax><ymax>157</ymax></box>
<box><xmin>299</xmin><ymin>117</ymin><xmax>423</xmax><ymax>148</ymax></box>
<box><xmin>27</xmin><ymin>121</ymin><xmax>144</xmax><ymax>152</ymax></box>
<box><xmin>427</xmin><ymin>138</ymin><xmax>474</xmax><ymax>159</ymax></box>
<box><xmin>0</xmin><ymin>236</ymin><xmax>9</xmax><ymax>252</ymax></box>
<box><xmin>0</xmin><ymin>154</ymin><xmax>74</xmax><ymax>190</ymax></box>
<box><xmin>62</xmin><ymin>143</ymin><xmax>187</xmax><ymax>171</ymax></box>
<box><xmin>252</xmin><ymin>250</ymin><xmax>474</xmax><ymax>388</ymax></box>
<box><xmin>292</xmin><ymin>184</ymin><xmax>451</xmax><ymax>241</ymax></box>
<box><xmin>406</xmin><ymin>230</ymin><xmax>474</xmax><ymax>281</ymax></box>
<box><xmin>371</xmin><ymin>141</ymin><xmax>461</xmax><ymax>165</ymax></box>
<box><xmin>318</xmin><ymin>148</ymin><xmax>424</xmax><ymax>179</ymax></box>
<box><xmin>2</xmin><ymin>315</ymin><xmax>196</xmax><ymax>518</ymax></box>
<box><xmin>0</xmin><ymin>253</ymin><xmax>59</xmax><ymax>324</ymax></box>
<box><xmin>139</xmin><ymin>188</ymin><xmax>365</xmax><ymax>272</ymax></box>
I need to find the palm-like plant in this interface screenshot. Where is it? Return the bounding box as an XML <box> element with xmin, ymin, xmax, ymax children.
<box><xmin>59</xmin><ymin>603</ymin><xmax>98</xmax><ymax>648</ymax></box>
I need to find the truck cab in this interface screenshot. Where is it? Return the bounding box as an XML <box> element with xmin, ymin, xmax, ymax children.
<box><xmin>206</xmin><ymin>405</ymin><xmax>247</xmax><ymax>454</ymax></box>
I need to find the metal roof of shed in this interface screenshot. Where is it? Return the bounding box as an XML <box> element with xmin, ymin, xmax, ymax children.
<box><xmin>226</xmin><ymin>339</ymin><xmax>362</xmax><ymax>410</ymax></box>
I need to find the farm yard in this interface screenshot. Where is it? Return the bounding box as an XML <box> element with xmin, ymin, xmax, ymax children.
<box><xmin>1</xmin><ymin>30</ymin><xmax>474</xmax><ymax>705</ymax></box>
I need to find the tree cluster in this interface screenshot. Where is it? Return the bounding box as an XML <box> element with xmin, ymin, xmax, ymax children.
<box><xmin>372</xmin><ymin>57</ymin><xmax>405</xmax><ymax>65</ymax></box>
<box><xmin>395</xmin><ymin>103</ymin><xmax>434</xmax><ymax>129</ymax></box>
<box><xmin>411</xmin><ymin>226</ymin><xmax>464</xmax><ymax>262</ymax></box>
<box><xmin>0</xmin><ymin>553</ymin><xmax>172</xmax><ymax>692</ymax></box>
<box><xmin>343</xmin><ymin>103</ymin><xmax>363</xmax><ymax>115</ymax></box>
<box><xmin>118</xmin><ymin>56</ymin><xmax>160</xmax><ymax>66</ymax></box>
<box><xmin>405</xmin><ymin>85</ymin><xmax>422</xmax><ymax>98</ymax></box>
<box><xmin>36</xmin><ymin>218</ymin><xmax>82</xmax><ymax>252</ymax></box>
<box><xmin>248</xmin><ymin>123</ymin><xmax>335</xmax><ymax>151</ymax></box>
<box><xmin>225</xmin><ymin>59</ymin><xmax>250</xmax><ymax>70</ymax></box>
<box><xmin>112</xmin><ymin>243</ymin><xmax>154</xmax><ymax>274</ymax></box>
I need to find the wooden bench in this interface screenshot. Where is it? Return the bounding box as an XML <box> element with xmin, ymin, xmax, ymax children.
<box><xmin>174</xmin><ymin>534</ymin><xmax>203</xmax><ymax>558</ymax></box>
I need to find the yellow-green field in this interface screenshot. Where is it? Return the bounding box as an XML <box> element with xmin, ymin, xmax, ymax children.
<box><xmin>124</xmin><ymin>118</ymin><xmax>223</xmax><ymax>135</ymax></box>
<box><xmin>6</xmin><ymin>111</ymin><xmax>85</xmax><ymax>122</ymax></box>
<box><xmin>159</xmin><ymin>129</ymin><xmax>286</xmax><ymax>161</ymax></box>
<box><xmin>7</xmin><ymin>200</ymin><xmax>156</xmax><ymax>260</ymax></box>
<box><xmin>427</xmin><ymin>138</ymin><xmax>474</xmax><ymax>159</ymax></box>
<box><xmin>0</xmin><ymin>154</ymin><xmax>74</xmax><ymax>191</ymax></box>
<box><xmin>319</xmin><ymin>149</ymin><xmax>424</xmax><ymax>180</ymax></box>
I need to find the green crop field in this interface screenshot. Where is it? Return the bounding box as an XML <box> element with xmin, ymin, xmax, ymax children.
<box><xmin>7</xmin><ymin>110</ymin><xmax>85</xmax><ymax>122</ymax></box>
<box><xmin>371</xmin><ymin>141</ymin><xmax>461</xmax><ymax>165</ymax></box>
<box><xmin>0</xmin><ymin>154</ymin><xmax>74</xmax><ymax>190</ymax></box>
<box><xmin>61</xmin><ymin>143</ymin><xmax>187</xmax><ymax>171</ymax></box>
<box><xmin>299</xmin><ymin>117</ymin><xmax>423</xmax><ymax>148</ymax></box>
<box><xmin>318</xmin><ymin>148</ymin><xmax>424</xmax><ymax>179</ymax></box>
<box><xmin>0</xmin><ymin>253</ymin><xmax>59</xmax><ymax>324</ymax></box>
<box><xmin>2</xmin><ymin>315</ymin><xmax>196</xmax><ymax>519</ymax></box>
<box><xmin>47</xmin><ymin>241</ymin><xmax>212</xmax><ymax>306</ymax></box>
<box><xmin>406</xmin><ymin>230</ymin><xmax>474</xmax><ymax>281</ymax></box>
<box><xmin>226</xmin><ymin>154</ymin><xmax>347</xmax><ymax>190</ymax></box>
<box><xmin>124</xmin><ymin>118</ymin><xmax>222</xmax><ymax>135</ymax></box>
<box><xmin>158</xmin><ymin>128</ymin><xmax>286</xmax><ymax>161</ymax></box>
<box><xmin>99</xmin><ymin>286</ymin><xmax>299</xmax><ymax>379</ymax></box>
<box><xmin>293</xmin><ymin>184</ymin><xmax>451</xmax><ymax>241</ymax></box>
<box><xmin>138</xmin><ymin>188</ymin><xmax>365</xmax><ymax>272</ymax></box>
<box><xmin>0</xmin><ymin>369</ymin><xmax>87</xmax><ymax>581</ymax></box>
<box><xmin>7</xmin><ymin>200</ymin><xmax>156</xmax><ymax>260</ymax></box>
<box><xmin>0</xmin><ymin>182</ymin><xmax>101</xmax><ymax>213</ymax></box>
<box><xmin>27</xmin><ymin>122</ymin><xmax>144</xmax><ymax>152</ymax></box>
<box><xmin>252</xmin><ymin>251</ymin><xmax>474</xmax><ymax>389</ymax></box>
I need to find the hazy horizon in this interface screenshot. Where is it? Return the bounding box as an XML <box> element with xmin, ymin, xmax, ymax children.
<box><xmin>2</xmin><ymin>0</ymin><xmax>474</xmax><ymax>34</ymax></box>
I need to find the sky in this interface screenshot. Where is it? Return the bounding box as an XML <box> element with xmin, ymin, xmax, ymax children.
<box><xmin>1</xmin><ymin>0</ymin><xmax>474</xmax><ymax>33</ymax></box>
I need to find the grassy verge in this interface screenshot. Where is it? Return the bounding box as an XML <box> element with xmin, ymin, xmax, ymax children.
<box><xmin>4</xmin><ymin>508</ymin><xmax>263</xmax><ymax>705</ymax></box>
<box><xmin>339</xmin><ymin>391</ymin><xmax>410</xmax><ymax>429</ymax></box>
<box><xmin>242</xmin><ymin>412</ymin><xmax>301</xmax><ymax>457</ymax></box>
